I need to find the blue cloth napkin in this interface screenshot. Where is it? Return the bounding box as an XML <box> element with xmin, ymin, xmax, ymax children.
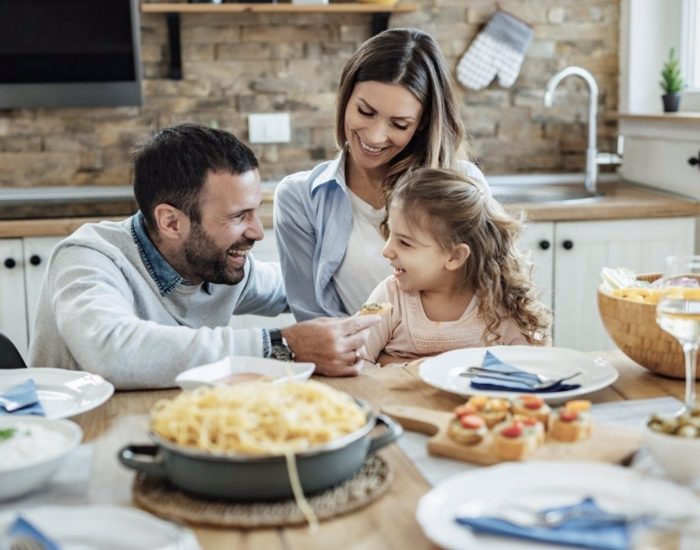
<box><xmin>469</xmin><ymin>350</ymin><xmax>581</xmax><ymax>393</ymax></box>
<box><xmin>0</xmin><ymin>379</ymin><xmax>45</xmax><ymax>416</ymax></box>
<box><xmin>5</xmin><ymin>516</ymin><xmax>61</xmax><ymax>550</ymax></box>
<box><xmin>456</xmin><ymin>497</ymin><xmax>630</xmax><ymax>550</ymax></box>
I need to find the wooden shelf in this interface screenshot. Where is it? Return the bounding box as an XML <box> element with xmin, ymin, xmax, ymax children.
<box><xmin>142</xmin><ymin>3</ymin><xmax>417</xmax><ymax>14</ymax></box>
<box><xmin>143</xmin><ymin>2</ymin><xmax>418</xmax><ymax>80</ymax></box>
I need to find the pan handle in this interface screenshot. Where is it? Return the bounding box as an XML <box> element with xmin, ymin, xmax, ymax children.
<box><xmin>368</xmin><ymin>414</ymin><xmax>403</xmax><ymax>453</ymax></box>
<box><xmin>118</xmin><ymin>444</ymin><xmax>167</xmax><ymax>478</ymax></box>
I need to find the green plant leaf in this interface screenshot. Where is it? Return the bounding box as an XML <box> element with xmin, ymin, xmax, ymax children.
<box><xmin>660</xmin><ymin>47</ymin><xmax>685</xmax><ymax>93</ymax></box>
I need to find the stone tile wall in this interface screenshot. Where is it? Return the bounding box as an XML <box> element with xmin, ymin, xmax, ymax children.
<box><xmin>0</xmin><ymin>0</ymin><xmax>619</xmax><ymax>188</ymax></box>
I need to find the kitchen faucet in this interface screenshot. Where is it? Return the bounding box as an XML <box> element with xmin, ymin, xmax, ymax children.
<box><xmin>544</xmin><ymin>66</ymin><xmax>600</xmax><ymax>195</ymax></box>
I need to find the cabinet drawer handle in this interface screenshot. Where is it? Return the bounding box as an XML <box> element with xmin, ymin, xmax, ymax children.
<box><xmin>538</xmin><ymin>240</ymin><xmax>550</xmax><ymax>250</ymax></box>
<box><xmin>4</xmin><ymin>258</ymin><xmax>16</xmax><ymax>269</ymax></box>
<box><xmin>29</xmin><ymin>255</ymin><xmax>42</xmax><ymax>266</ymax></box>
<box><xmin>689</xmin><ymin>150</ymin><xmax>700</xmax><ymax>170</ymax></box>
<box><xmin>562</xmin><ymin>240</ymin><xmax>574</xmax><ymax>250</ymax></box>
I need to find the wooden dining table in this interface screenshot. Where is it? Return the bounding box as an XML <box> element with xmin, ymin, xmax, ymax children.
<box><xmin>72</xmin><ymin>350</ymin><xmax>687</xmax><ymax>549</ymax></box>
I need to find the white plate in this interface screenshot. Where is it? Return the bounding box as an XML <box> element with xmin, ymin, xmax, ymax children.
<box><xmin>0</xmin><ymin>368</ymin><xmax>114</xmax><ymax>419</ymax></box>
<box><xmin>175</xmin><ymin>355</ymin><xmax>315</xmax><ymax>390</ymax></box>
<box><xmin>417</xmin><ymin>461</ymin><xmax>700</xmax><ymax>550</ymax></box>
<box><xmin>419</xmin><ymin>346</ymin><xmax>618</xmax><ymax>402</ymax></box>
<box><xmin>0</xmin><ymin>505</ymin><xmax>200</xmax><ymax>550</ymax></box>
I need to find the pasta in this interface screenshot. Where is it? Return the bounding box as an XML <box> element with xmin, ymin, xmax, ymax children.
<box><xmin>150</xmin><ymin>380</ymin><xmax>367</xmax><ymax>456</ymax></box>
<box><xmin>610</xmin><ymin>287</ymin><xmax>662</xmax><ymax>304</ymax></box>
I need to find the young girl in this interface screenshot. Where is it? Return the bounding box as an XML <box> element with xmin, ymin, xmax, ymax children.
<box><xmin>357</xmin><ymin>168</ymin><xmax>550</xmax><ymax>368</ymax></box>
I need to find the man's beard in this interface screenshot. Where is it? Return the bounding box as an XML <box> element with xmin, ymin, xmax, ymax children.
<box><xmin>183</xmin><ymin>223</ymin><xmax>254</xmax><ymax>285</ymax></box>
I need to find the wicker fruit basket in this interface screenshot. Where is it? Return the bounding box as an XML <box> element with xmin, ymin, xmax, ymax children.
<box><xmin>597</xmin><ymin>273</ymin><xmax>699</xmax><ymax>379</ymax></box>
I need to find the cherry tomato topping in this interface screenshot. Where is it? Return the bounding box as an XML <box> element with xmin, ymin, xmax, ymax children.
<box><xmin>559</xmin><ymin>410</ymin><xmax>579</xmax><ymax>422</ymax></box>
<box><xmin>459</xmin><ymin>415</ymin><xmax>485</xmax><ymax>430</ymax></box>
<box><xmin>501</xmin><ymin>424</ymin><xmax>523</xmax><ymax>438</ymax></box>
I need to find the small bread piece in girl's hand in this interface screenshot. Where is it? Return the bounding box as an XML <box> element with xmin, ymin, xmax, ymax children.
<box><xmin>358</xmin><ymin>302</ymin><xmax>393</xmax><ymax>316</ymax></box>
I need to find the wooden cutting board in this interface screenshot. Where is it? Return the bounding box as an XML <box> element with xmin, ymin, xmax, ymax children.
<box><xmin>382</xmin><ymin>405</ymin><xmax>643</xmax><ymax>466</ymax></box>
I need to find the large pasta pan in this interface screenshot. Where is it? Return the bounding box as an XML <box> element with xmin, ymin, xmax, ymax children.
<box><xmin>117</xmin><ymin>403</ymin><xmax>402</xmax><ymax>501</ymax></box>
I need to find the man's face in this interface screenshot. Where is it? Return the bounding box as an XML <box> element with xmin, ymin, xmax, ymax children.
<box><xmin>182</xmin><ymin>169</ymin><xmax>263</xmax><ymax>285</ymax></box>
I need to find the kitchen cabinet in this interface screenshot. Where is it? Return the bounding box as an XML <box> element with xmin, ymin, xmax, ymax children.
<box><xmin>518</xmin><ymin>222</ymin><xmax>554</xmax><ymax>311</ymax></box>
<box><xmin>522</xmin><ymin>217</ymin><xmax>695</xmax><ymax>351</ymax></box>
<box><xmin>0</xmin><ymin>236</ymin><xmax>62</xmax><ymax>359</ymax></box>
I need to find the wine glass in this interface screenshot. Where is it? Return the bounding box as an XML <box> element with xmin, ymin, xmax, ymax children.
<box><xmin>655</xmin><ymin>255</ymin><xmax>700</xmax><ymax>413</ymax></box>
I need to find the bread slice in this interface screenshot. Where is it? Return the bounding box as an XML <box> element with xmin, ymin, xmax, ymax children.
<box><xmin>447</xmin><ymin>414</ymin><xmax>487</xmax><ymax>446</ymax></box>
<box><xmin>493</xmin><ymin>420</ymin><xmax>538</xmax><ymax>460</ymax></box>
<box><xmin>549</xmin><ymin>409</ymin><xmax>592</xmax><ymax>442</ymax></box>
<box><xmin>358</xmin><ymin>302</ymin><xmax>393</xmax><ymax>316</ymax></box>
<box><xmin>512</xmin><ymin>395</ymin><xmax>552</xmax><ymax>427</ymax></box>
<box><xmin>467</xmin><ymin>396</ymin><xmax>511</xmax><ymax>428</ymax></box>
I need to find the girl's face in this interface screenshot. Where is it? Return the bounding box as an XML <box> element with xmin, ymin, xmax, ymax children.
<box><xmin>382</xmin><ymin>205</ymin><xmax>464</xmax><ymax>293</ymax></box>
<box><xmin>344</xmin><ymin>80</ymin><xmax>423</xmax><ymax>172</ymax></box>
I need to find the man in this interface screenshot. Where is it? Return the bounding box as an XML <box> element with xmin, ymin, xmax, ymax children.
<box><xmin>28</xmin><ymin>124</ymin><xmax>379</xmax><ymax>389</ymax></box>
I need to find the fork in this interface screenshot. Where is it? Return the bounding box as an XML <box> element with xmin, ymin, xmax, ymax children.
<box><xmin>468</xmin><ymin>503</ymin><xmax>697</xmax><ymax>529</ymax></box>
<box><xmin>464</xmin><ymin>366</ymin><xmax>583</xmax><ymax>385</ymax></box>
<box><xmin>459</xmin><ymin>370</ymin><xmax>582</xmax><ymax>390</ymax></box>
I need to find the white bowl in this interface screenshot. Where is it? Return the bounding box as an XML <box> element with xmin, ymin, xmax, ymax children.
<box><xmin>0</xmin><ymin>416</ymin><xmax>83</xmax><ymax>501</ymax></box>
<box><xmin>644</xmin><ymin>421</ymin><xmax>700</xmax><ymax>483</ymax></box>
<box><xmin>175</xmin><ymin>356</ymin><xmax>315</xmax><ymax>390</ymax></box>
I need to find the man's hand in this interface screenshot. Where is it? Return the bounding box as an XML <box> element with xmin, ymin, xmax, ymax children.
<box><xmin>281</xmin><ymin>315</ymin><xmax>380</xmax><ymax>377</ymax></box>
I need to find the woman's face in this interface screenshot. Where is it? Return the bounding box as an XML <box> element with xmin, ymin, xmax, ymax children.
<box><xmin>344</xmin><ymin>80</ymin><xmax>423</xmax><ymax>172</ymax></box>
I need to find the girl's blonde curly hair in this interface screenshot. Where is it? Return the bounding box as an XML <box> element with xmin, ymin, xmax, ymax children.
<box><xmin>387</xmin><ymin>168</ymin><xmax>551</xmax><ymax>345</ymax></box>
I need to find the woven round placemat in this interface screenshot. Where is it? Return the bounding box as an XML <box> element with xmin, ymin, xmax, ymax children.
<box><xmin>132</xmin><ymin>453</ymin><xmax>392</xmax><ymax>528</ymax></box>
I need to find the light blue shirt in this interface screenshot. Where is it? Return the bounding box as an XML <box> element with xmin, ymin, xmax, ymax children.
<box><xmin>273</xmin><ymin>150</ymin><xmax>489</xmax><ymax>321</ymax></box>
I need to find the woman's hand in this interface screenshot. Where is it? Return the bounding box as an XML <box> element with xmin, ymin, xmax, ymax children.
<box><xmin>282</xmin><ymin>315</ymin><xmax>381</xmax><ymax>377</ymax></box>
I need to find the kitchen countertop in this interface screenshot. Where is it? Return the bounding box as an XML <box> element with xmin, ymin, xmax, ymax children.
<box><xmin>0</xmin><ymin>180</ymin><xmax>698</xmax><ymax>238</ymax></box>
<box><xmin>514</xmin><ymin>181</ymin><xmax>700</xmax><ymax>222</ymax></box>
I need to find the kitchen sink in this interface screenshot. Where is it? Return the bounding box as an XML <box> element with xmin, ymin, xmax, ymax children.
<box><xmin>490</xmin><ymin>184</ymin><xmax>605</xmax><ymax>204</ymax></box>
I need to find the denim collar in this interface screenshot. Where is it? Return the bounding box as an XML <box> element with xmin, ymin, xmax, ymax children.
<box><xmin>311</xmin><ymin>149</ymin><xmax>348</xmax><ymax>196</ymax></box>
<box><xmin>131</xmin><ymin>211</ymin><xmax>211</xmax><ymax>296</ymax></box>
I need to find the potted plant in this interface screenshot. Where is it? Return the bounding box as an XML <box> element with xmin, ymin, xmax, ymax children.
<box><xmin>660</xmin><ymin>48</ymin><xmax>685</xmax><ymax>112</ymax></box>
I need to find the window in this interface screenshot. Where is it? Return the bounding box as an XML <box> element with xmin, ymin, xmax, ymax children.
<box><xmin>621</xmin><ymin>0</ymin><xmax>700</xmax><ymax>112</ymax></box>
<box><xmin>682</xmin><ymin>0</ymin><xmax>700</xmax><ymax>90</ymax></box>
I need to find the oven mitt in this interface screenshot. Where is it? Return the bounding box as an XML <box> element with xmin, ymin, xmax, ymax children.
<box><xmin>456</xmin><ymin>10</ymin><xmax>533</xmax><ymax>90</ymax></box>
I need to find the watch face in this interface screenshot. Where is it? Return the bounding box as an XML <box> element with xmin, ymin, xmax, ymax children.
<box><xmin>271</xmin><ymin>344</ymin><xmax>294</xmax><ymax>362</ymax></box>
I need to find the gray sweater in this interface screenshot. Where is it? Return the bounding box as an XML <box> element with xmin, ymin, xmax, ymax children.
<box><xmin>28</xmin><ymin>217</ymin><xmax>287</xmax><ymax>389</ymax></box>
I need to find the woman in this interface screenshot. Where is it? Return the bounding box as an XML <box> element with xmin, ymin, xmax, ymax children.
<box><xmin>274</xmin><ymin>28</ymin><xmax>487</xmax><ymax>321</ymax></box>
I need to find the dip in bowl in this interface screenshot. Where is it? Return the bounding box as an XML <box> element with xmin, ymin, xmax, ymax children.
<box><xmin>0</xmin><ymin>416</ymin><xmax>83</xmax><ymax>500</ymax></box>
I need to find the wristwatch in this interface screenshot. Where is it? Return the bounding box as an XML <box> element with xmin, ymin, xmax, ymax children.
<box><xmin>269</xmin><ymin>328</ymin><xmax>295</xmax><ymax>362</ymax></box>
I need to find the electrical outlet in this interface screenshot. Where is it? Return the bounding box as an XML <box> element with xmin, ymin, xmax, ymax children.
<box><xmin>248</xmin><ymin>113</ymin><xmax>291</xmax><ymax>144</ymax></box>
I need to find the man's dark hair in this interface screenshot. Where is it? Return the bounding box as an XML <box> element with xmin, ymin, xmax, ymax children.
<box><xmin>133</xmin><ymin>123</ymin><xmax>259</xmax><ymax>233</ymax></box>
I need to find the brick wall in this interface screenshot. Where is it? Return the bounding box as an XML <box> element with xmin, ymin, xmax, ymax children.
<box><xmin>0</xmin><ymin>0</ymin><xmax>619</xmax><ymax>188</ymax></box>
